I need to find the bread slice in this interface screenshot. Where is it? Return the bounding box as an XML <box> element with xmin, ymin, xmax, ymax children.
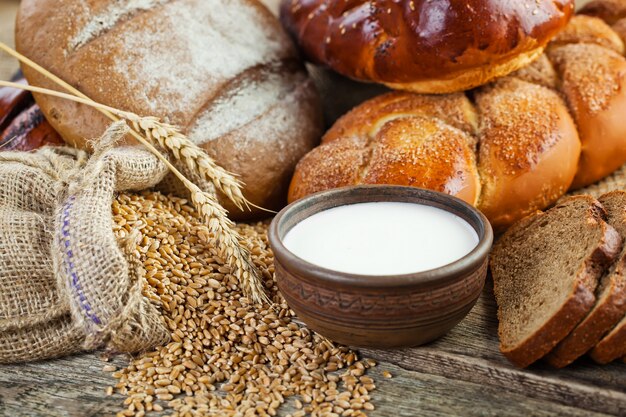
<box><xmin>545</xmin><ymin>191</ymin><xmax>626</xmax><ymax>367</ymax></box>
<box><xmin>491</xmin><ymin>196</ymin><xmax>622</xmax><ymax>368</ymax></box>
<box><xmin>592</xmin><ymin>314</ymin><xmax>626</xmax><ymax>363</ymax></box>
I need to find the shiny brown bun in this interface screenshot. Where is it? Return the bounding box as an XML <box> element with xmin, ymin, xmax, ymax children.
<box><xmin>289</xmin><ymin>14</ymin><xmax>626</xmax><ymax>229</ymax></box>
<box><xmin>280</xmin><ymin>0</ymin><xmax>575</xmax><ymax>94</ymax></box>
<box><xmin>15</xmin><ymin>0</ymin><xmax>322</xmax><ymax>219</ymax></box>
<box><xmin>0</xmin><ymin>79</ymin><xmax>64</xmax><ymax>151</ymax></box>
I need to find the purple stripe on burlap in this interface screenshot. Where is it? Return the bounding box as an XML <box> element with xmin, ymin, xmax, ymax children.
<box><xmin>60</xmin><ymin>196</ymin><xmax>102</xmax><ymax>325</ymax></box>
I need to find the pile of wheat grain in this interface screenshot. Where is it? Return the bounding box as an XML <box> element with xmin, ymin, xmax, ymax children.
<box><xmin>109</xmin><ymin>191</ymin><xmax>377</xmax><ymax>417</ymax></box>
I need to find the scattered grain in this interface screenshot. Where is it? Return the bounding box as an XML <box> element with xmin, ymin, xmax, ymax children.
<box><xmin>108</xmin><ymin>191</ymin><xmax>377</xmax><ymax>416</ymax></box>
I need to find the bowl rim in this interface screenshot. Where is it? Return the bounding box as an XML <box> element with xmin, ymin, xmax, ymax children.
<box><xmin>268</xmin><ymin>185</ymin><xmax>494</xmax><ymax>288</ymax></box>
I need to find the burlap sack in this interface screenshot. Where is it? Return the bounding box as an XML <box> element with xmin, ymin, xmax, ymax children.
<box><xmin>0</xmin><ymin>122</ymin><xmax>170</xmax><ymax>363</ymax></box>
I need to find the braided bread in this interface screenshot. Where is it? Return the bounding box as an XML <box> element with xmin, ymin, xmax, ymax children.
<box><xmin>280</xmin><ymin>0</ymin><xmax>575</xmax><ymax>93</ymax></box>
<box><xmin>289</xmin><ymin>13</ymin><xmax>626</xmax><ymax>230</ymax></box>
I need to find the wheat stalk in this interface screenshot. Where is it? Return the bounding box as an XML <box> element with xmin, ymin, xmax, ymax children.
<box><xmin>189</xmin><ymin>185</ymin><xmax>267</xmax><ymax>302</ymax></box>
<box><xmin>125</xmin><ymin>114</ymin><xmax>249</xmax><ymax>211</ymax></box>
<box><xmin>0</xmin><ymin>135</ymin><xmax>19</xmax><ymax>150</ymax></box>
<box><xmin>0</xmin><ymin>57</ymin><xmax>269</xmax><ymax>303</ymax></box>
<box><xmin>0</xmin><ymin>42</ymin><xmax>277</xmax><ymax>213</ymax></box>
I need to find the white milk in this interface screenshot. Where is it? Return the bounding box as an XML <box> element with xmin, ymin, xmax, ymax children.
<box><xmin>283</xmin><ymin>202</ymin><xmax>479</xmax><ymax>275</ymax></box>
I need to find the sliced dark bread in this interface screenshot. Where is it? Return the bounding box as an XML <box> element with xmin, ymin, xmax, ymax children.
<box><xmin>491</xmin><ymin>195</ymin><xmax>622</xmax><ymax>368</ymax></box>
<box><xmin>591</xmin><ymin>313</ymin><xmax>626</xmax><ymax>363</ymax></box>
<box><xmin>546</xmin><ymin>191</ymin><xmax>626</xmax><ymax>368</ymax></box>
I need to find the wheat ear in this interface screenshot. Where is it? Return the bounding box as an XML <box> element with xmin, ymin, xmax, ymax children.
<box><xmin>0</xmin><ymin>67</ymin><xmax>269</xmax><ymax>304</ymax></box>
<box><xmin>124</xmin><ymin>114</ymin><xmax>249</xmax><ymax>211</ymax></box>
<box><xmin>0</xmin><ymin>74</ymin><xmax>250</xmax><ymax>210</ymax></box>
<box><xmin>189</xmin><ymin>185</ymin><xmax>267</xmax><ymax>302</ymax></box>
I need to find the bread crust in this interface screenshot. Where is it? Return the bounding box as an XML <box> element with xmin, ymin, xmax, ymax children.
<box><xmin>289</xmin><ymin>80</ymin><xmax>581</xmax><ymax>228</ymax></box>
<box><xmin>548</xmin><ymin>42</ymin><xmax>626</xmax><ymax>189</ymax></box>
<box><xmin>591</xmin><ymin>314</ymin><xmax>626</xmax><ymax>363</ymax></box>
<box><xmin>15</xmin><ymin>0</ymin><xmax>323</xmax><ymax>218</ymax></box>
<box><xmin>280</xmin><ymin>0</ymin><xmax>574</xmax><ymax>93</ymax></box>
<box><xmin>545</xmin><ymin>263</ymin><xmax>626</xmax><ymax>368</ymax></box>
<box><xmin>545</xmin><ymin>191</ymin><xmax>626</xmax><ymax>368</ymax></box>
<box><xmin>550</xmin><ymin>15</ymin><xmax>625</xmax><ymax>53</ymax></box>
<box><xmin>288</xmin><ymin>13</ymin><xmax>626</xmax><ymax>227</ymax></box>
<box><xmin>580</xmin><ymin>0</ymin><xmax>626</xmax><ymax>25</ymax></box>
<box><xmin>287</xmin><ymin>92</ymin><xmax>481</xmax><ymax>206</ymax></box>
<box><xmin>475</xmin><ymin>78</ymin><xmax>580</xmax><ymax>231</ymax></box>
<box><xmin>492</xmin><ymin>196</ymin><xmax>622</xmax><ymax>368</ymax></box>
<box><xmin>502</xmin><ymin>282</ymin><xmax>596</xmax><ymax>368</ymax></box>
<box><xmin>612</xmin><ymin>18</ymin><xmax>626</xmax><ymax>45</ymax></box>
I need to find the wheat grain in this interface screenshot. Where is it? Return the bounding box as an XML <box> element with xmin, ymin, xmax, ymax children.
<box><xmin>189</xmin><ymin>185</ymin><xmax>267</xmax><ymax>304</ymax></box>
<box><xmin>0</xmin><ymin>43</ymin><xmax>270</xmax><ymax>300</ymax></box>
<box><xmin>0</xmin><ymin>79</ymin><xmax>267</xmax><ymax>303</ymax></box>
<box><xmin>109</xmin><ymin>191</ymin><xmax>377</xmax><ymax>417</ymax></box>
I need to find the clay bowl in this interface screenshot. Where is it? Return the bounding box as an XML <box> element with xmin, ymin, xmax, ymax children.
<box><xmin>268</xmin><ymin>185</ymin><xmax>493</xmax><ymax>348</ymax></box>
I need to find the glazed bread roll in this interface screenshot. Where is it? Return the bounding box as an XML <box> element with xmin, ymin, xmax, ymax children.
<box><xmin>547</xmin><ymin>41</ymin><xmax>626</xmax><ymax>188</ymax></box>
<box><xmin>280</xmin><ymin>0</ymin><xmax>575</xmax><ymax>94</ymax></box>
<box><xmin>289</xmin><ymin>13</ymin><xmax>626</xmax><ymax>229</ymax></box>
<box><xmin>290</xmin><ymin>93</ymin><xmax>482</xmax><ymax>206</ymax></box>
<box><xmin>290</xmin><ymin>82</ymin><xmax>580</xmax><ymax>231</ymax></box>
<box><xmin>0</xmin><ymin>79</ymin><xmax>64</xmax><ymax>152</ymax></box>
<box><xmin>474</xmin><ymin>78</ymin><xmax>580</xmax><ymax>228</ymax></box>
<box><xmin>15</xmin><ymin>0</ymin><xmax>323</xmax><ymax>219</ymax></box>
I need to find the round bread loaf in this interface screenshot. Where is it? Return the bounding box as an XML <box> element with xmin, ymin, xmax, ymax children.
<box><xmin>280</xmin><ymin>0</ymin><xmax>575</xmax><ymax>94</ymax></box>
<box><xmin>289</xmin><ymin>14</ymin><xmax>626</xmax><ymax>229</ymax></box>
<box><xmin>15</xmin><ymin>0</ymin><xmax>323</xmax><ymax>219</ymax></box>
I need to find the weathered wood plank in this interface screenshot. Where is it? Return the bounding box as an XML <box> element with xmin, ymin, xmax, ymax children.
<box><xmin>0</xmin><ymin>352</ymin><xmax>612</xmax><ymax>417</ymax></box>
<box><xmin>0</xmin><ymin>354</ymin><xmax>128</xmax><ymax>417</ymax></box>
<box><xmin>0</xmin><ymin>281</ymin><xmax>623</xmax><ymax>417</ymax></box>
<box><xmin>367</xmin><ymin>364</ymin><xmax>611</xmax><ymax>417</ymax></box>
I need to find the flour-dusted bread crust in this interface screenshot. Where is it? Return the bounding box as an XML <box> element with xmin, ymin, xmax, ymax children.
<box><xmin>474</xmin><ymin>78</ymin><xmax>580</xmax><ymax>230</ymax></box>
<box><xmin>289</xmin><ymin>78</ymin><xmax>581</xmax><ymax>231</ymax></box>
<box><xmin>547</xmin><ymin>41</ymin><xmax>626</xmax><ymax>189</ymax></box>
<box><xmin>545</xmin><ymin>191</ymin><xmax>626</xmax><ymax>368</ymax></box>
<box><xmin>491</xmin><ymin>196</ymin><xmax>622</xmax><ymax>368</ymax></box>
<box><xmin>15</xmin><ymin>0</ymin><xmax>323</xmax><ymax>218</ymax></box>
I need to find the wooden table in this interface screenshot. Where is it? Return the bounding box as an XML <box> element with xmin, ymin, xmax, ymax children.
<box><xmin>1</xmin><ymin>281</ymin><xmax>624</xmax><ymax>417</ymax></box>
<box><xmin>1</xmin><ymin>0</ymin><xmax>622</xmax><ymax>416</ymax></box>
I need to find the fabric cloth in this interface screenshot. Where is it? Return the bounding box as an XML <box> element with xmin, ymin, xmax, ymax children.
<box><xmin>0</xmin><ymin>122</ymin><xmax>170</xmax><ymax>363</ymax></box>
